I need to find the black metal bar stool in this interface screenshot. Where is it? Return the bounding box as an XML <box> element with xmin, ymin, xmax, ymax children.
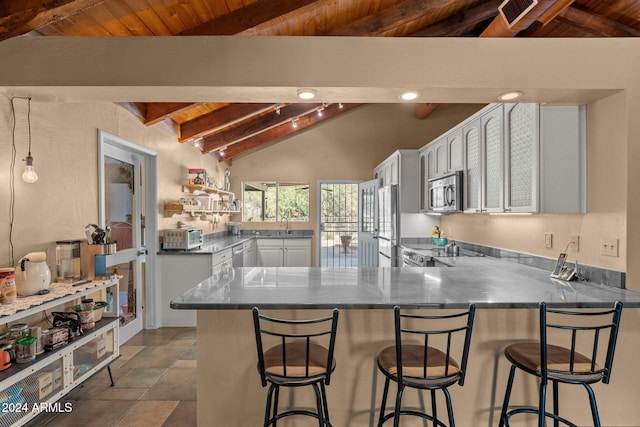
<box><xmin>499</xmin><ymin>301</ymin><xmax>623</xmax><ymax>427</ymax></box>
<box><xmin>252</xmin><ymin>307</ymin><xmax>339</xmax><ymax>427</ymax></box>
<box><xmin>376</xmin><ymin>305</ymin><xmax>476</xmax><ymax>427</ymax></box>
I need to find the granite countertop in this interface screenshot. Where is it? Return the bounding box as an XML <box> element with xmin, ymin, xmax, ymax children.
<box><xmin>158</xmin><ymin>231</ymin><xmax>313</xmax><ymax>255</ymax></box>
<box><xmin>170</xmin><ymin>262</ymin><xmax>640</xmax><ymax>310</ymax></box>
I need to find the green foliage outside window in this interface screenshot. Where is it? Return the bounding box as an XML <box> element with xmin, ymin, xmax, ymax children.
<box><xmin>243</xmin><ymin>182</ymin><xmax>309</xmax><ymax>222</ymax></box>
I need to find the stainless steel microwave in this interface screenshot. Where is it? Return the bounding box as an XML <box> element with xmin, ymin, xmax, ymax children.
<box><xmin>163</xmin><ymin>228</ymin><xmax>203</xmax><ymax>250</ymax></box>
<box><xmin>428</xmin><ymin>171</ymin><xmax>463</xmax><ymax>213</ymax></box>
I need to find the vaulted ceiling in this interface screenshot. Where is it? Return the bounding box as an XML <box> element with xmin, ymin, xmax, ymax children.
<box><xmin>2</xmin><ymin>0</ymin><xmax>639</xmax><ymax>162</ymax></box>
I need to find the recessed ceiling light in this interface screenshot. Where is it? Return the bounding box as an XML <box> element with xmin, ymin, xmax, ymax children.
<box><xmin>498</xmin><ymin>91</ymin><xmax>522</xmax><ymax>101</ymax></box>
<box><xmin>400</xmin><ymin>91</ymin><xmax>420</xmax><ymax>101</ymax></box>
<box><xmin>297</xmin><ymin>88</ymin><xmax>317</xmax><ymax>100</ymax></box>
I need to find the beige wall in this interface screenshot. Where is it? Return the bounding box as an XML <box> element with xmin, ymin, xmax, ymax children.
<box><xmin>441</xmin><ymin>92</ymin><xmax>627</xmax><ymax>272</ymax></box>
<box><xmin>0</xmin><ymin>99</ymin><xmax>230</xmax><ymax>270</ymax></box>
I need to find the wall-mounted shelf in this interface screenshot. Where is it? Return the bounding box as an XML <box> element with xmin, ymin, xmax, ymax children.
<box><xmin>182</xmin><ymin>184</ymin><xmax>234</xmax><ymax>198</ymax></box>
<box><xmin>163</xmin><ymin>203</ymin><xmax>240</xmax><ymax>217</ymax></box>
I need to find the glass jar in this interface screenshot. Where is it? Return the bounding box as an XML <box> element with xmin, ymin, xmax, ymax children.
<box><xmin>15</xmin><ymin>336</ymin><xmax>37</xmax><ymax>363</ymax></box>
<box><xmin>8</xmin><ymin>323</ymin><xmax>29</xmax><ymax>340</ymax></box>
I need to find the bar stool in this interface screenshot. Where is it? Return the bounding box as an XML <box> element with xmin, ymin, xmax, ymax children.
<box><xmin>252</xmin><ymin>307</ymin><xmax>339</xmax><ymax>427</ymax></box>
<box><xmin>376</xmin><ymin>305</ymin><xmax>476</xmax><ymax>427</ymax></box>
<box><xmin>499</xmin><ymin>301</ymin><xmax>623</xmax><ymax>427</ymax></box>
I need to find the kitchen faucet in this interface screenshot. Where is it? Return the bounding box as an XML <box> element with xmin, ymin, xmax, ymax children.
<box><xmin>281</xmin><ymin>217</ymin><xmax>289</xmax><ymax>234</ymax></box>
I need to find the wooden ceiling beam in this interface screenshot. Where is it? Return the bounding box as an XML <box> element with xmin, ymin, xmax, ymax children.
<box><xmin>218</xmin><ymin>104</ymin><xmax>362</xmax><ymax>161</ymax></box>
<box><xmin>180</xmin><ymin>103</ymin><xmax>276</xmax><ymax>143</ymax></box>
<box><xmin>144</xmin><ymin>102</ymin><xmax>201</xmax><ymax>126</ymax></box>
<box><xmin>327</xmin><ymin>0</ymin><xmax>468</xmax><ymax>36</ymax></box>
<box><xmin>481</xmin><ymin>0</ymin><xmax>562</xmax><ymax>37</ymax></box>
<box><xmin>180</xmin><ymin>0</ymin><xmax>319</xmax><ymax>35</ymax></box>
<box><xmin>0</xmin><ymin>0</ymin><xmax>105</xmax><ymax>40</ymax></box>
<box><xmin>555</xmin><ymin>6</ymin><xmax>640</xmax><ymax>37</ymax></box>
<box><xmin>202</xmin><ymin>103</ymin><xmax>323</xmax><ymax>154</ymax></box>
<box><xmin>409</xmin><ymin>0</ymin><xmax>501</xmax><ymax>37</ymax></box>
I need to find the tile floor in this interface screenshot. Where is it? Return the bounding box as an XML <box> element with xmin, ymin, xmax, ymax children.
<box><xmin>25</xmin><ymin>327</ymin><xmax>197</xmax><ymax>427</ymax></box>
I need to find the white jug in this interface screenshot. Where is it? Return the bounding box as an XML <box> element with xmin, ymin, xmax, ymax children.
<box><xmin>15</xmin><ymin>252</ymin><xmax>51</xmax><ymax>296</ymax></box>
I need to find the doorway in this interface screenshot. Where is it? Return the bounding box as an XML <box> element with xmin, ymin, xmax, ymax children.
<box><xmin>98</xmin><ymin>130</ymin><xmax>159</xmax><ymax>345</ymax></box>
<box><xmin>318</xmin><ymin>182</ymin><xmax>359</xmax><ymax>267</ymax></box>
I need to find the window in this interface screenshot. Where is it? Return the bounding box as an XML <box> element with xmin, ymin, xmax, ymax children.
<box><xmin>243</xmin><ymin>182</ymin><xmax>309</xmax><ymax>222</ymax></box>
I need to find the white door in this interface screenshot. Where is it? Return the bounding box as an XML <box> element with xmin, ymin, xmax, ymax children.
<box><xmin>358</xmin><ymin>179</ymin><xmax>379</xmax><ymax>267</ymax></box>
<box><xmin>99</xmin><ymin>130</ymin><xmax>158</xmax><ymax>345</ymax></box>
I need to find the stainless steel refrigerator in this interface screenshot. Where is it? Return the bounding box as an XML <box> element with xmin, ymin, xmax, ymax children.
<box><xmin>378</xmin><ymin>184</ymin><xmax>399</xmax><ymax>267</ymax></box>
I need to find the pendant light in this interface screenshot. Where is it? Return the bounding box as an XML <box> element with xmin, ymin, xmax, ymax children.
<box><xmin>23</xmin><ymin>97</ymin><xmax>38</xmax><ymax>183</ymax></box>
<box><xmin>11</xmin><ymin>96</ymin><xmax>38</xmax><ymax>183</ymax></box>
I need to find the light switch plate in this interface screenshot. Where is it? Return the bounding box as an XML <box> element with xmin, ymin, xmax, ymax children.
<box><xmin>544</xmin><ymin>233</ymin><xmax>552</xmax><ymax>249</ymax></box>
<box><xmin>601</xmin><ymin>238</ymin><xmax>619</xmax><ymax>257</ymax></box>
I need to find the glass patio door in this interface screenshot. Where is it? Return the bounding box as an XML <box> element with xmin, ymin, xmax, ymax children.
<box><xmin>318</xmin><ymin>182</ymin><xmax>359</xmax><ymax>267</ymax></box>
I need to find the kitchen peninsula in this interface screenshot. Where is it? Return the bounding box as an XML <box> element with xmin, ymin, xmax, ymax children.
<box><xmin>171</xmin><ymin>264</ymin><xmax>640</xmax><ymax>426</ymax></box>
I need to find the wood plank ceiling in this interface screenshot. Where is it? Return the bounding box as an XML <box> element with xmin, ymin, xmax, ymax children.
<box><xmin>2</xmin><ymin>0</ymin><xmax>639</xmax><ymax>162</ymax></box>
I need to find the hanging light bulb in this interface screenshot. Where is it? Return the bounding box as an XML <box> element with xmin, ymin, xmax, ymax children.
<box><xmin>20</xmin><ymin>97</ymin><xmax>38</xmax><ymax>184</ymax></box>
<box><xmin>22</xmin><ymin>154</ymin><xmax>38</xmax><ymax>183</ymax></box>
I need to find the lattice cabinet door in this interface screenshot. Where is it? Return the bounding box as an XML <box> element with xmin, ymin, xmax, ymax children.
<box><xmin>463</xmin><ymin>119</ymin><xmax>482</xmax><ymax>213</ymax></box>
<box><xmin>448</xmin><ymin>130</ymin><xmax>463</xmax><ymax>172</ymax></box>
<box><xmin>505</xmin><ymin>103</ymin><xmax>539</xmax><ymax>212</ymax></box>
<box><xmin>482</xmin><ymin>105</ymin><xmax>504</xmax><ymax>212</ymax></box>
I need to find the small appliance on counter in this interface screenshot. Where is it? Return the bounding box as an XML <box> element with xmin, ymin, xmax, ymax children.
<box><xmin>80</xmin><ymin>223</ymin><xmax>117</xmax><ymax>280</ymax></box>
<box><xmin>15</xmin><ymin>252</ymin><xmax>51</xmax><ymax>296</ymax></box>
<box><xmin>163</xmin><ymin>228</ymin><xmax>203</xmax><ymax>250</ymax></box>
<box><xmin>56</xmin><ymin>240</ymin><xmax>82</xmax><ymax>282</ymax></box>
<box><xmin>228</xmin><ymin>222</ymin><xmax>241</xmax><ymax>236</ymax></box>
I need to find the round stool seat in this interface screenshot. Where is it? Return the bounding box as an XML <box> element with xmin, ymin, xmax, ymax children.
<box><xmin>505</xmin><ymin>342</ymin><xmax>604</xmax><ymax>382</ymax></box>
<box><xmin>377</xmin><ymin>344</ymin><xmax>461</xmax><ymax>387</ymax></box>
<box><xmin>264</xmin><ymin>342</ymin><xmax>336</xmax><ymax>382</ymax></box>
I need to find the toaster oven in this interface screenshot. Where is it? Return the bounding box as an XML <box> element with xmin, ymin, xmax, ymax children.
<box><xmin>163</xmin><ymin>228</ymin><xmax>203</xmax><ymax>250</ymax></box>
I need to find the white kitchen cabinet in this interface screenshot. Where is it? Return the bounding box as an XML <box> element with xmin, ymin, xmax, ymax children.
<box><xmin>211</xmin><ymin>248</ymin><xmax>232</xmax><ymax>277</ymax></box>
<box><xmin>284</xmin><ymin>239</ymin><xmax>312</xmax><ymax>267</ymax></box>
<box><xmin>242</xmin><ymin>239</ymin><xmax>256</xmax><ymax>267</ymax></box>
<box><xmin>373</xmin><ymin>150</ymin><xmax>419</xmax><ymax>213</ymax></box>
<box><xmin>257</xmin><ymin>240</ymin><xmax>284</xmax><ymax>267</ymax></box>
<box><xmin>0</xmin><ymin>280</ymin><xmax>119</xmax><ymax>427</ymax></box>
<box><xmin>504</xmin><ymin>103</ymin><xmax>586</xmax><ymax>213</ymax></box>
<box><xmin>463</xmin><ymin>104</ymin><xmax>504</xmax><ymax>213</ymax></box>
<box><xmin>257</xmin><ymin>239</ymin><xmax>311</xmax><ymax>267</ymax></box>
<box><xmin>419</xmin><ymin>130</ymin><xmax>463</xmax><ymax>212</ymax></box>
<box><xmin>504</xmin><ymin>103</ymin><xmax>538</xmax><ymax>213</ymax></box>
<box><xmin>160</xmin><ymin>248</ymin><xmax>231</xmax><ymax>327</ymax></box>
<box><xmin>463</xmin><ymin>118</ymin><xmax>482</xmax><ymax>212</ymax></box>
<box><xmin>481</xmin><ymin>104</ymin><xmax>505</xmax><ymax>213</ymax></box>
<box><xmin>447</xmin><ymin>129</ymin><xmax>464</xmax><ymax>172</ymax></box>
<box><xmin>457</xmin><ymin>102</ymin><xmax>585</xmax><ymax>214</ymax></box>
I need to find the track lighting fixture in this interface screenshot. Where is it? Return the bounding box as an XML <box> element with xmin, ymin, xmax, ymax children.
<box><xmin>292</xmin><ymin>117</ymin><xmax>299</xmax><ymax>128</ymax></box>
<box><xmin>275</xmin><ymin>103</ymin><xmax>282</xmax><ymax>115</ymax></box>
